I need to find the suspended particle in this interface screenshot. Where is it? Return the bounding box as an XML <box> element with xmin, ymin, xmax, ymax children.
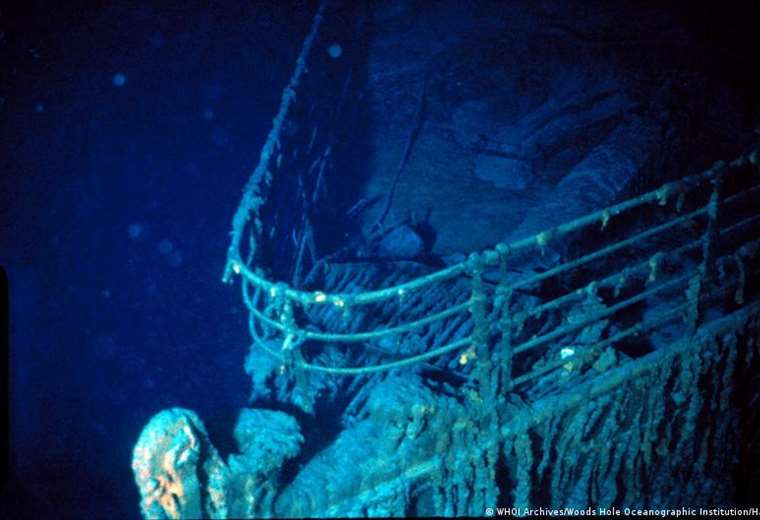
<box><xmin>327</xmin><ymin>43</ymin><xmax>342</xmax><ymax>59</ymax></box>
<box><xmin>112</xmin><ymin>72</ymin><xmax>127</xmax><ymax>87</ymax></box>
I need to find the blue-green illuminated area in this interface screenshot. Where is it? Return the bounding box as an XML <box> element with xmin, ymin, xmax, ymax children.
<box><xmin>3</xmin><ymin>1</ymin><xmax>760</xmax><ymax>518</ymax></box>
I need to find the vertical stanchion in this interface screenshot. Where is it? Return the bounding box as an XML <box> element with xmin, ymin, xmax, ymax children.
<box><xmin>468</xmin><ymin>253</ymin><xmax>492</xmax><ymax>405</ymax></box>
<box><xmin>687</xmin><ymin>163</ymin><xmax>726</xmax><ymax>331</ymax></box>
<box><xmin>702</xmin><ymin>166</ymin><xmax>724</xmax><ymax>281</ymax></box>
<box><xmin>277</xmin><ymin>284</ymin><xmax>295</xmax><ymax>364</ymax></box>
<box><xmin>496</xmin><ymin>243</ymin><xmax>513</xmax><ymax>397</ymax></box>
<box><xmin>468</xmin><ymin>252</ymin><xmax>500</xmax><ymax>510</ymax></box>
<box><xmin>278</xmin><ymin>285</ymin><xmax>313</xmax><ymax>413</ymax></box>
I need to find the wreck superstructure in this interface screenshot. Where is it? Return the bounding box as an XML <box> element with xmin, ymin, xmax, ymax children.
<box><xmin>133</xmin><ymin>2</ymin><xmax>760</xmax><ymax>518</ymax></box>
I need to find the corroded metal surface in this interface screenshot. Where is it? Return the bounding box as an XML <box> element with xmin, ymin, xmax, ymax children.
<box><xmin>133</xmin><ymin>2</ymin><xmax>760</xmax><ymax>517</ymax></box>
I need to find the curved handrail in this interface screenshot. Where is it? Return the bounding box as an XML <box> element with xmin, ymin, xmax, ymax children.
<box><xmin>221</xmin><ymin>3</ymin><xmax>760</xmax><ymax>382</ymax></box>
<box><xmin>222</xmin><ymin>2</ymin><xmax>327</xmax><ymax>284</ymax></box>
<box><xmin>226</xmin><ymin>151</ymin><xmax>757</xmax><ymax>305</ymax></box>
<box><xmin>231</xmin><ymin>146</ymin><xmax>758</xmax><ymax>377</ymax></box>
<box><xmin>220</xmin><ymin>0</ymin><xmax>758</xmax><ymax>309</ymax></box>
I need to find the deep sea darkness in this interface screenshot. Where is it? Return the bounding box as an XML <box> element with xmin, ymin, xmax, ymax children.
<box><xmin>2</xmin><ymin>1</ymin><xmax>760</xmax><ymax>519</ymax></box>
<box><xmin>2</xmin><ymin>2</ymin><xmax>316</xmax><ymax>518</ymax></box>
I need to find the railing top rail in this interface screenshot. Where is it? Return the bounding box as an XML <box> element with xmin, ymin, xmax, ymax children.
<box><xmin>222</xmin><ymin>2</ymin><xmax>326</xmax><ymax>284</ymax></box>
<box><xmin>226</xmin><ymin>147</ymin><xmax>757</xmax><ymax>306</ymax></box>
<box><xmin>219</xmin><ymin>1</ymin><xmax>760</xmax><ymax>310</ymax></box>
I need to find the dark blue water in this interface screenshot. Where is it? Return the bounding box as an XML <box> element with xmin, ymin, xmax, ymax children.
<box><xmin>1</xmin><ymin>1</ymin><xmax>316</xmax><ymax>517</ymax></box>
<box><xmin>3</xmin><ymin>1</ymin><xmax>760</xmax><ymax>518</ymax></box>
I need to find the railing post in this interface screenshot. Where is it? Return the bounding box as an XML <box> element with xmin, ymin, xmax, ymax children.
<box><xmin>702</xmin><ymin>165</ymin><xmax>724</xmax><ymax>281</ymax></box>
<box><xmin>496</xmin><ymin>243</ymin><xmax>513</xmax><ymax>398</ymax></box>
<box><xmin>468</xmin><ymin>252</ymin><xmax>500</xmax><ymax>510</ymax></box>
<box><xmin>689</xmin><ymin>165</ymin><xmax>725</xmax><ymax>331</ymax></box>
<box><xmin>278</xmin><ymin>285</ymin><xmax>313</xmax><ymax>413</ymax></box>
<box><xmin>468</xmin><ymin>253</ymin><xmax>493</xmax><ymax>406</ymax></box>
<box><xmin>279</xmin><ymin>293</ymin><xmax>296</xmax><ymax>364</ymax></box>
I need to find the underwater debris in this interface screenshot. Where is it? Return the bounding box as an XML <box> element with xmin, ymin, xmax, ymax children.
<box><xmin>132</xmin><ymin>408</ymin><xmax>229</xmax><ymax>519</ymax></box>
<box><xmin>132</xmin><ymin>0</ymin><xmax>760</xmax><ymax>516</ymax></box>
<box><xmin>377</xmin><ymin>224</ymin><xmax>425</xmax><ymax>259</ymax></box>
<box><xmin>132</xmin><ymin>408</ymin><xmax>306</xmax><ymax>519</ymax></box>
